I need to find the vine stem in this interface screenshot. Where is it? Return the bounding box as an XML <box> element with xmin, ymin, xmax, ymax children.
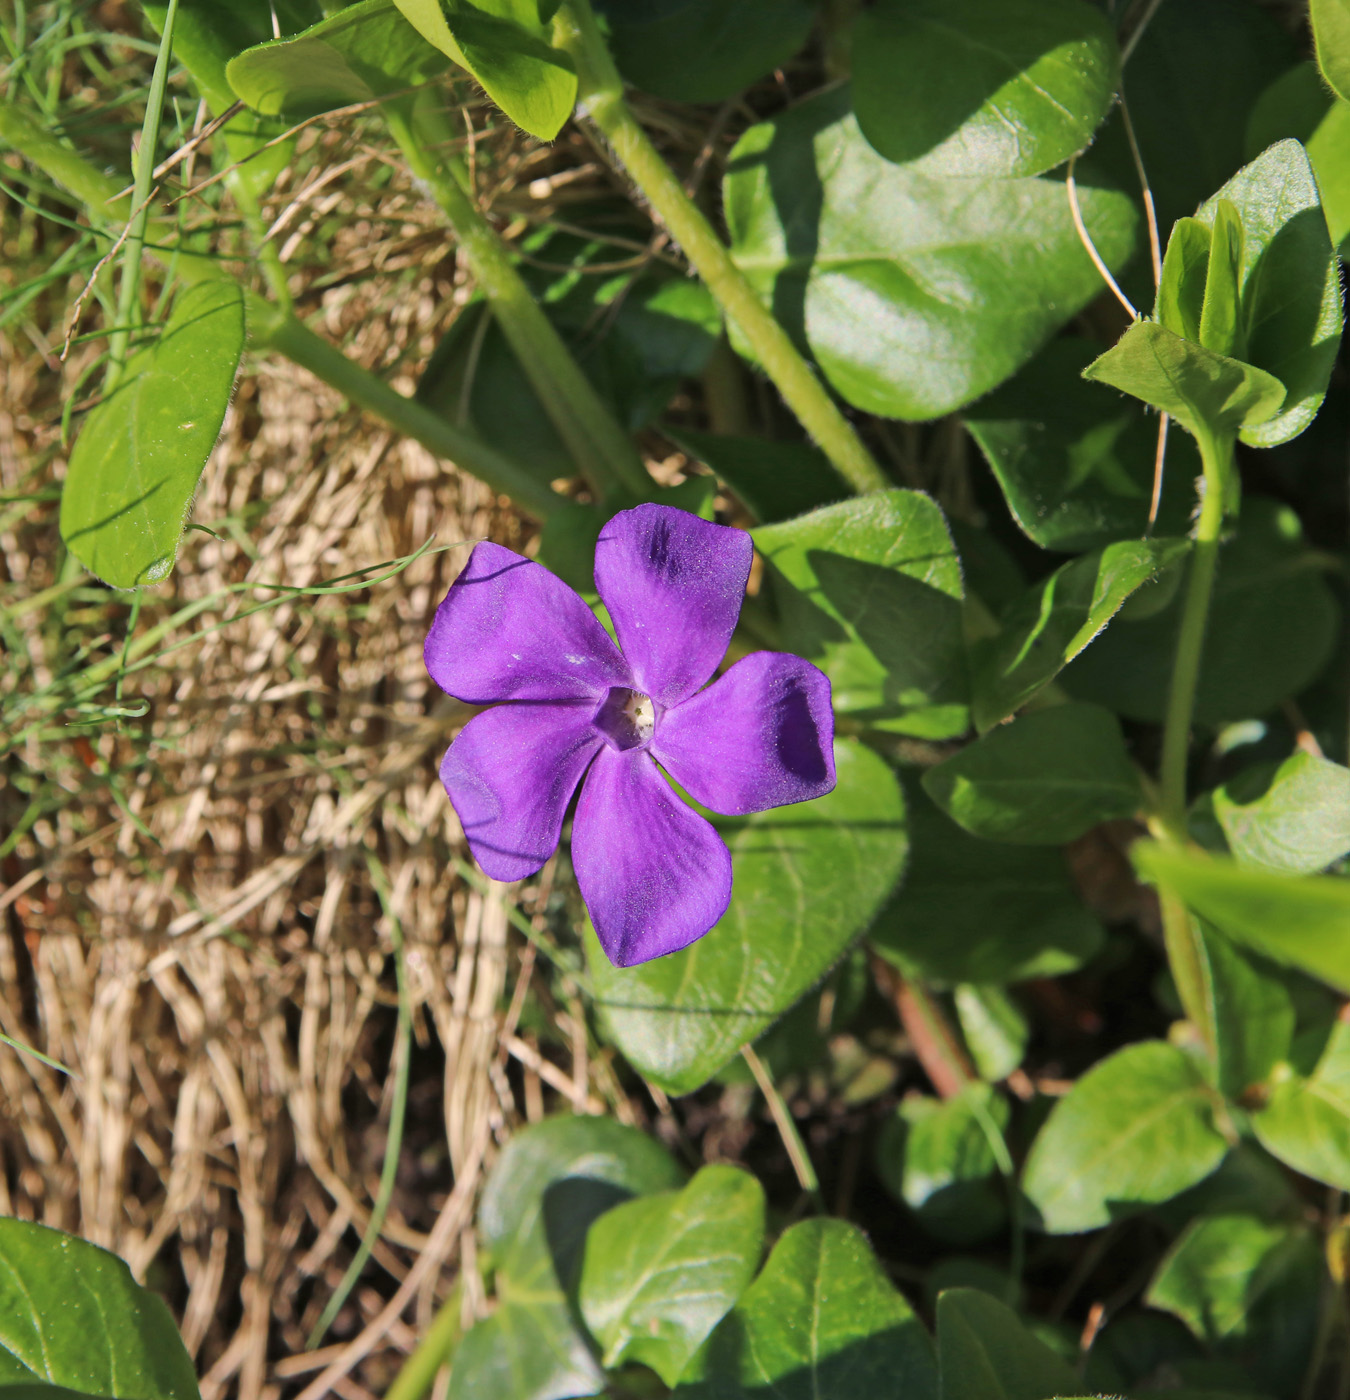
<box><xmin>553</xmin><ymin>0</ymin><xmax>891</xmax><ymax>497</ymax></box>
<box><xmin>1153</xmin><ymin>425</ymin><xmax>1231</xmax><ymax>1054</ymax></box>
<box><xmin>388</xmin><ymin>95</ymin><xmax>651</xmax><ymax>503</ymax></box>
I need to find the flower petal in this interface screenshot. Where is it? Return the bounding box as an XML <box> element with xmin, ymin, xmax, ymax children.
<box><xmin>593</xmin><ymin>504</ymin><xmax>752</xmax><ymax>707</ymax></box>
<box><xmin>653</xmin><ymin>652</ymin><xmax>837</xmax><ymax>815</ymax></box>
<box><xmin>441</xmin><ymin>701</ymin><xmax>602</xmax><ymax>882</ymax></box>
<box><xmin>573</xmin><ymin>747</ymin><xmax>732</xmax><ymax>967</ymax></box>
<box><xmin>426</xmin><ymin>541</ymin><xmax>630</xmax><ymax>703</ymax></box>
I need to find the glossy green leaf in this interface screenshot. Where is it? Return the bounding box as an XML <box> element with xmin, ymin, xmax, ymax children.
<box><xmin>1145</xmin><ymin>1213</ymin><xmax>1321</xmax><ymax>1390</ymax></box>
<box><xmin>60</xmin><ymin>281</ymin><xmax>245</xmax><ymax>589</ymax></box>
<box><xmin>969</xmin><ymin>537</ymin><xmax>1190</xmax><ymax>731</ymax></box>
<box><xmin>450</xmin><ymin>1115</ymin><xmax>684</xmax><ymax>1400</ymax></box>
<box><xmin>1215</xmin><ymin>751</ymin><xmax>1350</xmax><ymax>874</ymax></box>
<box><xmin>1198</xmin><ymin>200</ymin><xmax>1246</xmax><ymax>361</ymax></box>
<box><xmin>871</xmin><ymin>782</ymin><xmax>1103</xmax><ymax>987</ymax></box>
<box><xmin>675</xmin><ymin>1219</ymin><xmax>938</xmax><ymax>1399</ymax></box>
<box><xmin>723</xmin><ymin>85</ymin><xmax>1138</xmax><ymax>420</ymax></box>
<box><xmin>922</xmin><ymin>703</ymin><xmax>1142</xmax><ymax>845</ymax></box>
<box><xmin>1199</xmin><ymin>922</ymin><xmax>1296</xmax><ymax>1100</ymax></box>
<box><xmin>391</xmin><ymin>0</ymin><xmax>576</xmax><ymax>139</ymax></box>
<box><xmin>579</xmin><ymin>1165</ymin><xmax>764</xmax><ymax>1386</ymax></box>
<box><xmin>877</xmin><ymin>1086</ymin><xmax>1009</xmax><ymax>1246</ymax></box>
<box><xmin>1250</xmin><ymin>1022</ymin><xmax>1350</xmax><ymax>1190</ymax></box>
<box><xmin>593</xmin><ymin>0</ymin><xmax>815</xmax><ymax>104</ymax></box>
<box><xmin>953</xmin><ymin>985</ymin><xmax>1029</xmax><ymax>1082</ymax></box>
<box><xmin>664</xmin><ymin>428</ymin><xmax>847</xmax><ymax>526</ymax></box>
<box><xmin>754</xmin><ymin>491</ymin><xmax>967</xmax><ymax>738</ymax></box>
<box><xmin>1157</xmin><ymin>218</ymin><xmax>1212</xmax><ymax>345</ymax></box>
<box><xmin>962</xmin><ymin>338</ymin><xmax>1197</xmax><ymax>553</ymax></box>
<box><xmin>1133</xmin><ymin>843</ymin><xmax>1350</xmax><ymax>995</ymax></box>
<box><xmin>0</xmin><ymin>1219</ymin><xmax>198</xmax><ymax>1399</ymax></box>
<box><xmin>1082</xmin><ymin>321</ymin><xmax>1284</xmax><ymax>443</ymax></box>
<box><xmin>1022</xmin><ymin>1041</ymin><xmax>1229</xmax><ymax>1233</ymax></box>
<box><xmin>588</xmin><ymin>739</ymin><xmax>907</xmax><ymax>1095</ymax></box>
<box><xmin>0</xmin><ymin>1388</ymin><xmax>119</xmax><ymax>1400</ymax></box>
<box><xmin>141</xmin><ymin>1</ymin><xmax>320</xmax><ymax>195</ymax></box>
<box><xmin>1313</xmin><ymin>0</ymin><xmax>1350</xmax><ymax>102</ymax></box>
<box><xmin>226</xmin><ymin>0</ymin><xmax>448</xmax><ymax>118</ymax></box>
<box><xmin>1062</xmin><ymin>498</ymin><xmax>1340</xmax><ymax>724</ymax></box>
<box><xmin>1197</xmin><ymin>139</ymin><xmax>1344</xmax><ymax>447</ymax></box>
<box><xmin>852</xmin><ymin>0</ymin><xmax>1118</xmax><ymax>178</ymax></box>
<box><xmin>935</xmin><ymin>1288</ymin><xmax>1078</xmax><ymax>1400</ymax></box>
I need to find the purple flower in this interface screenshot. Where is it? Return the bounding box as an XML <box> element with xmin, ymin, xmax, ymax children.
<box><xmin>424</xmin><ymin>504</ymin><xmax>836</xmax><ymax>967</ymax></box>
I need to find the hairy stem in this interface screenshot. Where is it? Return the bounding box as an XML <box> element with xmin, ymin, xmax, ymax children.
<box><xmin>553</xmin><ymin>0</ymin><xmax>891</xmax><ymax>496</ymax></box>
<box><xmin>389</xmin><ymin>95</ymin><xmax>651</xmax><ymax>502</ymax></box>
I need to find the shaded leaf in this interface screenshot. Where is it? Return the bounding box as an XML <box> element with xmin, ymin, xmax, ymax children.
<box><xmin>1199</xmin><ymin>922</ymin><xmax>1296</xmax><ymax>1100</ymax></box>
<box><xmin>1157</xmin><ymin>217</ymin><xmax>1212</xmax><ymax>345</ymax></box>
<box><xmin>579</xmin><ymin>1165</ymin><xmax>764</xmax><ymax>1386</ymax></box>
<box><xmin>871</xmin><ymin>781</ymin><xmax>1103</xmax><ymax>987</ymax></box>
<box><xmin>962</xmin><ymin>338</ymin><xmax>1197</xmax><ymax>553</ymax></box>
<box><xmin>0</xmin><ymin>1220</ymin><xmax>198</xmax><ymax>1400</ymax></box>
<box><xmin>852</xmin><ymin>0</ymin><xmax>1118</xmax><ymax>178</ymax></box>
<box><xmin>588</xmin><ymin>739</ymin><xmax>907</xmax><ymax>1094</ymax></box>
<box><xmin>921</xmin><ymin>702</ymin><xmax>1143</xmax><ymax>845</ymax></box>
<box><xmin>1215</xmin><ymin>751</ymin><xmax>1350</xmax><ymax>874</ymax></box>
<box><xmin>675</xmin><ymin>1219</ymin><xmax>937</xmax><ymax>1399</ymax></box>
<box><xmin>723</xmin><ymin>85</ymin><xmax>1138</xmax><ymax>420</ymax></box>
<box><xmin>447</xmin><ymin>1302</ymin><xmax>600</xmax><ymax>1400</ymax></box>
<box><xmin>1251</xmin><ymin>1022</ymin><xmax>1350</xmax><ymax>1190</ymax></box>
<box><xmin>969</xmin><ymin>537</ymin><xmax>1190</xmax><ymax>731</ymax></box>
<box><xmin>935</xmin><ymin>1288</ymin><xmax>1078</xmax><ymax>1400</ymax></box>
<box><xmin>665</xmin><ymin>428</ymin><xmax>847</xmax><ymax>526</ymax></box>
<box><xmin>1022</xmin><ymin>1041</ymin><xmax>1229</xmax><ymax>1233</ymax></box>
<box><xmin>754</xmin><ymin>491</ymin><xmax>967</xmax><ymax>738</ymax></box>
<box><xmin>1132</xmin><ymin>844</ymin><xmax>1350</xmax><ymax>995</ymax></box>
<box><xmin>60</xmin><ymin>281</ymin><xmax>245</xmax><ymax>589</ymax></box>
<box><xmin>953</xmin><ymin>985</ymin><xmax>1029</xmax><ymax>1083</ymax></box>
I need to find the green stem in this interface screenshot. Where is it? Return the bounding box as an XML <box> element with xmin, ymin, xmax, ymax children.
<box><xmin>553</xmin><ymin>0</ymin><xmax>890</xmax><ymax>497</ymax></box>
<box><xmin>107</xmin><ymin>0</ymin><xmax>178</xmax><ymax>389</ymax></box>
<box><xmin>229</xmin><ymin>174</ymin><xmax>293</xmax><ymax>313</ymax></box>
<box><xmin>389</xmin><ymin>95</ymin><xmax>651</xmax><ymax>503</ymax></box>
<box><xmin>385</xmin><ymin>1280</ymin><xmax>466</xmax><ymax>1400</ymax></box>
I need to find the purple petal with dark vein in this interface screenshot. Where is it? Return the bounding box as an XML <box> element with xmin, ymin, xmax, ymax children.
<box><xmin>440</xmin><ymin>701</ymin><xmax>603</xmax><ymax>882</ymax></box>
<box><xmin>592</xmin><ymin>504</ymin><xmax>752</xmax><ymax>707</ymax></box>
<box><xmin>653</xmin><ymin>652</ymin><xmax>837</xmax><ymax>815</ymax></box>
<box><xmin>572</xmin><ymin>746</ymin><xmax>732</xmax><ymax>967</ymax></box>
<box><xmin>426</xmin><ymin>541</ymin><xmax>630</xmax><ymax>704</ymax></box>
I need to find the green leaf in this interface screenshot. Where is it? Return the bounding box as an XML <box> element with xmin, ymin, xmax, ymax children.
<box><xmin>1082</xmin><ymin>321</ymin><xmax>1285</xmax><ymax>443</ymax></box>
<box><xmin>969</xmin><ymin>537</ymin><xmax>1190</xmax><ymax>731</ymax></box>
<box><xmin>921</xmin><ymin>703</ymin><xmax>1143</xmax><ymax>845</ymax></box>
<box><xmin>1022</xmin><ymin>1041</ymin><xmax>1230</xmax><ymax>1233</ymax></box>
<box><xmin>953</xmin><ymin>985</ymin><xmax>1029</xmax><ymax>1082</ymax></box>
<box><xmin>664</xmin><ymin>428</ymin><xmax>847</xmax><ymax>526</ymax></box>
<box><xmin>1062</xmin><ymin>498</ymin><xmax>1340</xmax><ymax>724</ymax></box>
<box><xmin>723</xmin><ymin>85</ymin><xmax>1139</xmax><ymax>421</ymax></box>
<box><xmin>962</xmin><ymin>337</ymin><xmax>1198</xmax><ymax>553</ymax></box>
<box><xmin>450</xmin><ymin>1115</ymin><xmax>684</xmax><ymax>1400</ymax></box>
<box><xmin>870</xmin><ymin>782</ymin><xmax>1103</xmax><ymax>987</ymax></box>
<box><xmin>587</xmin><ymin>739</ymin><xmax>907</xmax><ymax>1094</ymax></box>
<box><xmin>852</xmin><ymin>0</ymin><xmax>1118</xmax><ymax>178</ymax></box>
<box><xmin>579</xmin><ymin>1165</ymin><xmax>765</xmax><ymax>1386</ymax></box>
<box><xmin>59</xmin><ymin>281</ymin><xmax>245</xmax><ymax>589</ymax></box>
<box><xmin>1145</xmin><ymin>1213</ymin><xmax>1321</xmax><ymax>1390</ymax></box>
<box><xmin>935</xmin><ymin>1288</ymin><xmax>1078</xmax><ymax>1400</ymax></box>
<box><xmin>877</xmin><ymin>1086</ymin><xmax>1009</xmax><ymax>1246</ymax></box>
<box><xmin>1198</xmin><ymin>200</ymin><xmax>1246</xmax><ymax>361</ymax></box>
<box><xmin>0</xmin><ymin>1220</ymin><xmax>198</xmax><ymax>1399</ymax></box>
<box><xmin>1215</xmin><ymin>751</ymin><xmax>1350</xmax><ymax>874</ymax></box>
<box><xmin>226</xmin><ymin>0</ymin><xmax>449</xmax><ymax>118</ymax></box>
<box><xmin>1313</xmin><ymin>0</ymin><xmax>1350</xmax><ymax>102</ymax></box>
<box><xmin>1250</xmin><ymin>1021</ymin><xmax>1350</xmax><ymax>1190</ymax></box>
<box><xmin>1157</xmin><ymin>217</ymin><xmax>1212</xmax><ymax>345</ymax></box>
<box><xmin>1197</xmin><ymin>139</ymin><xmax>1344</xmax><ymax>447</ymax></box>
<box><xmin>675</xmin><ymin>1219</ymin><xmax>937</xmax><ymax>1399</ymax></box>
<box><xmin>593</xmin><ymin>0</ymin><xmax>815</xmax><ymax>104</ymax></box>
<box><xmin>391</xmin><ymin>0</ymin><xmax>576</xmax><ymax>140</ymax></box>
<box><xmin>1199</xmin><ymin>922</ymin><xmax>1296</xmax><ymax>1100</ymax></box>
<box><xmin>1134</xmin><ymin>843</ymin><xmax>1350</xmax><ymax>995</ymax></box>
<box><xmin>753</xmin><ymin>491</ymin><xmax>967</xmax><ymax>738</ymax></box>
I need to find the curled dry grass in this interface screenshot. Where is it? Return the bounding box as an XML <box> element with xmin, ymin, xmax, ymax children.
<box><xmin>0</xmin><ymin>86</ymin><xmax>643</xmax><ymax>1399</ymax></box>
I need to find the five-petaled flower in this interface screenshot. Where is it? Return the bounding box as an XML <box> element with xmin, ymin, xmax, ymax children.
<box><xmin>424</xmin><ymin>504</ymin><xmax>836</xmax><ymax>967</ymax></box>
